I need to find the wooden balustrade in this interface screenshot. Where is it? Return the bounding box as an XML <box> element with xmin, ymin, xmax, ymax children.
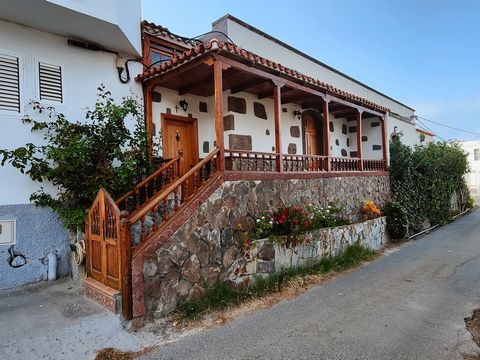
<box><xmin>362</xmin><ymin>159</ymin><xmax>386</xmax><ymax>171</ymax></box>
<box><xmin>330</xmin><ymin>157</ymin><xmax>360</xmax><ymax>172</ymax></box>
<box><xmin>116</xmin><ymin>157</ymin><xmax>180</xmax><ymax>213</ymax></box>
<box><xmin>225</xmin><ymin>149</ymin><xmax>278</xmax><ymax>172</ymax></box>
<box><xmin>128</xmin><ymin>148</ymin><xmax>220</xmax><ymax>246</ymax></box>
<box><xmin>283</xmin><ymin>154</ymin><xmax>328</xmax><ymax>172</ymax></box>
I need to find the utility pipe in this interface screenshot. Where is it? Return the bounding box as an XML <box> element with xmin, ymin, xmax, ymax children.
<box><xmin>47</xmin><ymin>252</ymin><xmax>57</xmax><ymax>281</ymax></box>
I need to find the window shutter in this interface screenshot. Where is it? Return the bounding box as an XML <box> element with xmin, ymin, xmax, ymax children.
<box><xmin>39</xmin><ymin>62</ymin><xmax>63</xmax><ymax>103</ymax></box>
<box><xmin>0</xmin><ymin>53</ymin><xmax>20</xmax><ymax>112</ymax></box>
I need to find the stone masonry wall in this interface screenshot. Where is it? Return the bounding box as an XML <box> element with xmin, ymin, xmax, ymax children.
<box><xmin>141</xmin><ymin>175</ymin><xmax>390</xmax><ymax>320</ymax></box>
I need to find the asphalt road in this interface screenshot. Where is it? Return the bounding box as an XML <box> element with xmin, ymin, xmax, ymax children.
<box><xmin>142</xmin><ymin>209</ymin><xmax>480</xmax><ymax>360</ymax></box>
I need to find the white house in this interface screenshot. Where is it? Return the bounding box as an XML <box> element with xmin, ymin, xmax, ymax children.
<box><xmin>0</xmin><ymin>0</ymin><xmax>143</xmax><ymax>289</ymax></box>
<box><xmin>459</xmin><ymin>140</ymin><xmax>480</xmax><ymax>203</ymax></box>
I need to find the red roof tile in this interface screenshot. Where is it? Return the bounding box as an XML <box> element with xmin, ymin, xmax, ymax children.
<box><xmin>136</xmin><ymin>38</ymin><xmax>389</xmax><ymax>113</ymax></box>
<box><xmin>141</xmin><ymin>21</ymin><xmax>197</xmax><ymax>46</ymax></box>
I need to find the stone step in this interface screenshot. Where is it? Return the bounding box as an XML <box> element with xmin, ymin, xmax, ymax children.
<box><xmin>83</xmin><ymin>277</ymin><xmax>121</xmax><ymax>314</ymax></box>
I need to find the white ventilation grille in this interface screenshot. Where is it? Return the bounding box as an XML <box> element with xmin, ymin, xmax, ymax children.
<box><xmin>0</xmin><ymin>54</ymin><xmax>20</xmax><ymax>112</ymax></box>
<box><xmin>39</xmin><ymin>62</ymin><xmax>63</xmax><ymax>103</ymax></box>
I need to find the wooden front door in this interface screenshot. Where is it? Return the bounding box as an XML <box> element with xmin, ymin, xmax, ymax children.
<box><xmin>162</xmin><ymin>114</ymin><xmax>199</xmax><ymax>175</ymax></box>
<box><xmin>305</xmin><ymin>114</ymin><xmax>323</xmax><ymax>155</ymax></box>
<box><xmin>86</xmin><ymin>189</ymin><xmax>122</xmax><ymax>290</ymax></box>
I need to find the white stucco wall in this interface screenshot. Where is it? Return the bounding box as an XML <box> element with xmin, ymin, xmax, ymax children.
<box><xmin>0</xmin><ymin>20</ymin><xmax>143</xmax><ymax>205</ymax></box>
<box><xmin>151</xmin><ymin>86</ymin><xmax>387</xmax><ymax>163</ymax></box>
<box><xmin>387</xmin><ymin>115</ymin><xmax>419</xmax><ymax>148</ymax></box>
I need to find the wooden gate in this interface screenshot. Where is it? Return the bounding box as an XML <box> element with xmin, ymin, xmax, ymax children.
<box><xmin>86</xmin><ymin>188</ymin><xmax>123</xmax><ymax>290</ymax></box>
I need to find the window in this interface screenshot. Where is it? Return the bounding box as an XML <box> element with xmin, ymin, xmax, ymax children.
<box><xmin>0</xmin><ymin>53</ymin><xmax>21</xmax><ymax>112</ymax></box>
<box><xmin>38</xmin><ymin>61</ymin><xmax>63</xmax><ymax>103</ymax></box>
<box><xmin>474</xmin><ymin>149</ymin><xmax>480</xmax><ymax>161</ymax></box>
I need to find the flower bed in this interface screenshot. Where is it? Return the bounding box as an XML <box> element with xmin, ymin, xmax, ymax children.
<box><xmin>227</xmin><ymin>217</ymin><xmax>388</xmax><ymax>286</ymax></box>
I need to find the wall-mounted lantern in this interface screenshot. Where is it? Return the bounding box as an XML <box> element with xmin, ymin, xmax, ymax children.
<box><xmin>179</xmin><ymin>99</ymin><xmax>189</xmax><ymax>112</ymax></box>
<box><xmin>293</xmin><ymin>110</ymin><xmax>302</xmax><ymax>120</ymax></box>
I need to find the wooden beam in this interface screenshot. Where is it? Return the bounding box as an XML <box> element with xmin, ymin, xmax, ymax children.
<box><xmin>332</xmin><ymin>109</ymin><xmax>357</xmax><ymax>118</ymax></box>
<box><xmin>178</xmin><ymin>74</ymin><xmax>213</xmax><ymax>95</ymax></box>
<box><xmin>145</xmin><ymin>56</ymin><xmax>209</xmax><ymax>88</ymax></box>
<box><xmin>381</xmin><ymin>115</ymin><xmax>388</xmax><ymax>169</ymax></box>
<box><xmin>230</xmin><ymin>77</ymin><xmax>269</xmax><ymax>94</ymax></box>
<box><xmin>356</xmin><ymin>111</ymin><xmax>363</xmax><ymax>171</ymax></box>
<box><xmin>281</xmin><ymin>92</ymin><xmax>317</xmax><ymax>104</ymax></box>
<box><xmin>273</xmin><ymin>84</ymin><xmax>283</xmax><ymax>172</ymax></box>
<box><xmin>214</xmin><ymin>59</ymin><xmax>225</xmax><ymax>171</ymax></box>
<box><xmin>144</xmin><ymin>84</ymin><xmax>154</xmax><ymax>160</ymax></box>
<box><xmin>322</xmin><ymin>100</ymin><xmax>330</xmax><ymax>171</ymax></box>
<box><xmin>214</xmin><ymin>54</ymin><xmax>327</xmax><ymax>101</ymax></box>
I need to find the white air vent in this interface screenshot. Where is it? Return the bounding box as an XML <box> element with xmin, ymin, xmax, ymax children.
<box><xmin>0</xmin><ymin>220</ymin><xmax>16</xmax><ymax>245</ymax></box>
<box><xmin>0</xmin><ymin>54</ymin><xmax>20</xmax><ymax>112</ymax></box>
<box><xmin>39</xmin><ymin>62</ymin><xmax>63</xmax><ymax>103</ymax></box>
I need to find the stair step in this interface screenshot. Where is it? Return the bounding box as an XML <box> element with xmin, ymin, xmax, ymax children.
<box><xmin>83</xmin><ymin>277</ymin><xmax>121</xmax><ymax>314</ymax></box>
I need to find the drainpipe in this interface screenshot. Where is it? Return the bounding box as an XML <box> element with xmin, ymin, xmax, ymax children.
<box><xmin>47</xmin><ymin>252</ymin><xmax>57</xmax><ymax>281</ymax></box>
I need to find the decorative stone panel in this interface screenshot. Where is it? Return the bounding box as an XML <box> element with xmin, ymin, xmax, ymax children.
<box><xmin>290</xmin><ymin>126</ymin><xmax>300</xmax><ymax>138</ymax></box>
<box><xmin>342</xmin><ymin>124</ymin><xmax>347</xmax><ymax>135</ymax></box>
<box><xmin>142</xmin><ymin>175</ymin><xmax>390</xmax><ymax>320</ymax></box>
<box><xmin>288</xmin><ymin>143</ymin><xmax>297</xmax><ymax>154</ymax></box>
<box><xmin>335</xmin><ymin>139</ymin><xmax>339</xmax><ymax>146</ymax></box>
<box><xmin>341</xmin><ymin>149</ymin><xmax>348</xmax><ymax>156</ymax></box>
<box><xmin>152</xmin><ymin>91</ymin><xmax>162</xmax><ymax>103</ymax></box>
<box><xmin>346</xmin><ymin>138</ymin><xmax>350</xmax><ymax>147</ymax></box>
<box><xmin>329</xmin><ymin>122</ymin><xmax>334</xmax><ymax>132</ymax></box>
<box><xmin>362</xmin><ymin>136</ymin><xmax>368</xmax><ymax>142</ymax></box>
<box><xmin>228</xmin><ymin>96</ymin><xmax>247</xmax><ymax>114</ymax></box>
<box><xmin>223</xmin><ymin>115</ymin><xmax>235</xmax><ymax>131</ymax></box>
<box><xmin>372</xmin><ymin>145</ymin><xmax>382</xmax><ymax>151</ymax></box>
<box><xmin>199</xmin><ymin>101</ymin><xmax>208</xmax><ymax>113</ymax></box>
<box><xmin>371</xmin><ymin>121</ymin><xmax>380</xmax><ymax>127</ymax></box>
<box><xmin>202</xmin><ymin>141</ymin><xmax>209</xmax><ymax>153</ymax></box>
<box><xmin>229</xmin><ymin>134</ymin><xmax>252</xmax><ymax>150</ymax></box>
<box><xmin>350</xmin><ymin>151</ymin><xmax>358</xmax><ymax>157</ymax></box>
<box><xmin>253</xmin><ymin>102</ymin><xmax>267</xmax><ymax>119</ymax></box>
<box><xmin>266</xmin><ymin>129</ymin><xmax>270</xmax><ymax>135</ymax></box>
<box><xmin>349</xmin><ymin>126</ymin><xmax>357</xmax><ymax>133</ymax></box>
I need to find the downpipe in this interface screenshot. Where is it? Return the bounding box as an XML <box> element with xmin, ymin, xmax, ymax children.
<box><xmin>47</xmin><ymin>251</ymin><xmax>57</xmax><ymax>281</ymax></box>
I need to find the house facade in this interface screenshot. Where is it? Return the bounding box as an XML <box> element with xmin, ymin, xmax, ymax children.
<box><xmin>0</xmin><ymin>0</ymin><xmax>143</xmax><ymax>289</ymax></box>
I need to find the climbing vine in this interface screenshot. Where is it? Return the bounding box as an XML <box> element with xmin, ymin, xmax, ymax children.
<box><xmin>389</xmin><ymin>134</ymin><xmax>469</xmax><ymax>235</ymax></box>
<box><xmin>0</xmin><ymin>85</ymin><xmax>152</xmax><ymax>230</ymax></box>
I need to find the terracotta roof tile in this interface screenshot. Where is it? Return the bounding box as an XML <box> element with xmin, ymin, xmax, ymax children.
<box><xmin>141</xmin><ymin>20</ymin><xmax>197</xmax><ymax>46</ymax></box>
<box><xmin>136</xmin><ymin>38</ymin><xmax>389</xmax><ymax>113</ymax></box>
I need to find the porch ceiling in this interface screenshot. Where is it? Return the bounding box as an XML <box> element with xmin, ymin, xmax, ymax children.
<box><xmin>137</xmin><ymin>39</ymin><xmax>389</xmax><ymax>114</ymax></box>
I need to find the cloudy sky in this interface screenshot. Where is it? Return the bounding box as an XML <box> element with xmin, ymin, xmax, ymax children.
<box><xmin>142</xmin><ymin>0</ymin><xmax>480</xmax><ymax>141</ymax></box>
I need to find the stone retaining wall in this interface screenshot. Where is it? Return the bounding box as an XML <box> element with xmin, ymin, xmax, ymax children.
<box><xmin>140</xmin><ymin>174</ymin><xmax>390</xmax><ymax>320</ymax></box>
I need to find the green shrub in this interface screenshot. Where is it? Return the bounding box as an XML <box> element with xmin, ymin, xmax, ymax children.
<box><xmin>383</xmin><ymin>201</ymin><xmax>408</xmax><ymax>240</ymax></box>
<box><xmin>466</xmin><ymin>195</ymin><xmax>475</xmax><ymax>209</ymax></box>
<box><xmin>389</xmin><ymin>134</ymin><xmax>469</xmax><ymax>234</ymax></box>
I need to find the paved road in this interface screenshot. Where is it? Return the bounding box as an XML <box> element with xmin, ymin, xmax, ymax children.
<box><xmin>142</xmin><ymin>209</ymin><xmax>480</xmax><ymax>360</ymax></box>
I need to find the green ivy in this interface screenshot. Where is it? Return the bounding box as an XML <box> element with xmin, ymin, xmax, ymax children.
<box><xmin>389</xmin><ymin>134</ymin><xmax>469</xmax><ymax>235</ymax></box>
<box><xmin>0</xmin><ymin>85</ymin><xmax>152</xmax><ymax>230</ymax></box>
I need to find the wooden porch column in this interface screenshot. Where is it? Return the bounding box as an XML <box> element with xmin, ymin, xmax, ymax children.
<box><xmin>144</xmin><ymin>84</ymin><xmax>154</xmax><ymax>161</ymax></box>
<box><xmin>322</xmin><ymin>99</ymin><xmax>331</xmax><ymax>171</ymax></box>
<box><xmin>356</xmin><ymin>110</ymin><xmax>363</xmax><ymax>171</ymax></box>
<box><xmin>273</xmin><ymin>83</ymin><xmax>283</xmax><ymax>172</ymax></box>
<box><xmin>381</xmin><ymin>115</ymin><xmax>388</xmax><ymax>170</ymax></box>
<box><xmin>214</xmin><ymin>59</ymin><xmax>225</xmax><ymax>171</ymax></box>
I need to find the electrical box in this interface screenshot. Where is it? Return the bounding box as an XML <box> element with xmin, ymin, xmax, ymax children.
<box><xmin>0</xmin><ymin>220</ymin><xmax>16</xmax><ymax>245</ymax></box>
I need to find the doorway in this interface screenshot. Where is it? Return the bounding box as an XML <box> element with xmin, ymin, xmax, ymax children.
<box><xmin>303</xmin><ymin>110</ymin><xmax>324</xmax><ymax>155</ymax></box>
<box><xmin>161</xmin><ymin>114</ymin><xmax>199</xmax><ymax>175</ymax></box>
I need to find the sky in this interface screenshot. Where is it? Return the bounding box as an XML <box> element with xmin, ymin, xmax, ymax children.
<box><xmin>141</xmin><ymin>0</ymin><xmax>480</xmax><ymax>141</ymax></box>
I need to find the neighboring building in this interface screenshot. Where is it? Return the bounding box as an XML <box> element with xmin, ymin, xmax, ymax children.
<box><xmin>459</xmin><ymin>140</ymin><xmax>480</xmax><ymax>203</ymax></box>
<box><xmin>0</xmin><ymin>0</ymin><xmax>143</xmax><ymax>289</ymax></box>
<box><xmin>416</xmin><ymin>128</ymin><xmax>435</xmax><ymax>144</ymax></box>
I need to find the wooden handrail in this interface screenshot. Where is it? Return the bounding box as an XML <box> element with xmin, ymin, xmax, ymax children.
<box><xmin>115</xmin><ymin>157</ymin><xmax>180</xmax><ymax>206</ymax></box>
<box><xmin>225</xmin><ymin>149</ymin><xmax>278</xmax><ymax>157</ymax></box>
<box><xmin>129</xmin><ymin>148</ymin><xmax>219</xmax><ymax>224</ymax></box>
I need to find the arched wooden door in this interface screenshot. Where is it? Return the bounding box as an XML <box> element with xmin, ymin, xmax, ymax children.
<box><xmin>86</xmin><ymin>188</ymin><xmax>122</xmax><ymax>290</ymax></box>
<box><xmin>304</xmin><ymin>113</ymin><xmax>324</xmax><ymax>156</ymax></box>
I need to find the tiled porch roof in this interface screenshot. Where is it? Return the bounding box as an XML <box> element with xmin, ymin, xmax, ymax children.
<box><xmin>136</xmin><ymin>39</ymin><xmax>389</xmax><ymax>113</ymax></box>
<box><xmin>141</xmin><ymin>20</ymin><xmax>197</xmax><ymax>46</ymax></box>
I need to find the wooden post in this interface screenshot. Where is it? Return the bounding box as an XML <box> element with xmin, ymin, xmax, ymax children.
<box><xmin>144</xmin><ymin>84</ymin><xmax>154</xmax><ymax>161</ymax></box>
<box><xmin>273</xmin><ymin>83</ymin><xmax>283</xmax><ymax>172</ymax></box>
<box><xmin>120</xmin><ymin>212</ymin><xmax>132</xmax><ymax>320</ymax></box>
<box><xmin>322</xmin><ymin>100</ymin><xmax>331</xmax><ymax>171</ymax></box>
<box><xmin>381</xmin><ymin>115</ymin><xmax>388</xmax><ymax>170</ymax></box>
<box><xmin>213</xmin><ymin>59</ymin><xmax>225</xmax><ymax>171</ymax></box>
<box><xmin>356</xmin><ymin>110</ymin><xmax>363</xmax><ymax>171</ymax></box>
